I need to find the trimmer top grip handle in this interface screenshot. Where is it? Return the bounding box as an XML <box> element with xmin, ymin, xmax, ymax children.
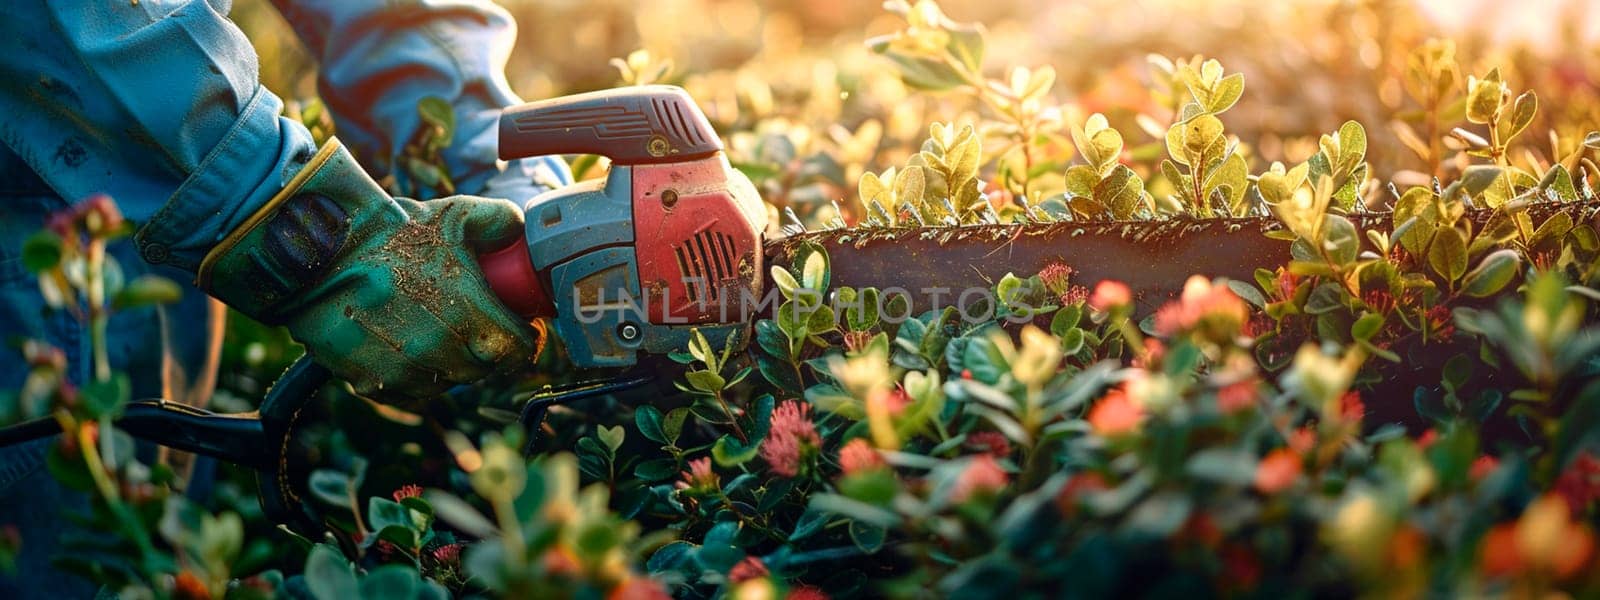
<box><xmin>499</xmin><ymin>85</ymin><xmax>722</xmax><ymax>165</ymax></box>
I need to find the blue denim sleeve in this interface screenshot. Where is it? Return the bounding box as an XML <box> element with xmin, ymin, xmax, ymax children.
<box><xmin>0</xmin><ymin>1</ymin><xmax>317</xmax><ymax>273</ymax></box>
<box><xmin>270</xmin><ymin>0</ymin><xmax>572</xmax><ymax>202</ymax></box>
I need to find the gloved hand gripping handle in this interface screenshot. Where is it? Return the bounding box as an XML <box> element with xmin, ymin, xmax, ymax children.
<box><xmin>477</xmin><ymin>85</ymin><xmax>727</xmax><ymax>320</ymax></box>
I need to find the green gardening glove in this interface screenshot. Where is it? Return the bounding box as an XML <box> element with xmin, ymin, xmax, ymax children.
<box><xmin>197</xmin><ymin>138</ymin><xmax>539</xmax><ymax>403</ymax></box>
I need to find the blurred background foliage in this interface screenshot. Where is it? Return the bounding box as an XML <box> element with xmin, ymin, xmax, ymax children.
<box><xmin>237</xmin><ymin>0</ymin><xmax>1600</xmax><ymax>224</ymax></box>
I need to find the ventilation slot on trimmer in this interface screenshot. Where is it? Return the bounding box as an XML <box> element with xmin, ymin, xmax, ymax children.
<box><xmin>673</xmin><ymin>230</ymin><xmax>738</xmax><ymax>307</ymax></box>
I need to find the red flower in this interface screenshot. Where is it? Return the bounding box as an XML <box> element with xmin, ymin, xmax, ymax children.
<box><xmin>1088</xmin><ymin>387</ymin><xmax>1143</xmax><ymax>436</ymax></box>
<box><xmin>786</xmin><ymin>586</ymin><xmax>830</xmax><ymax>600</ymax></box>
<box><xmin>1416</xmin><ymin>428</ymin><xmax>1438</xmax><ymax>449</ymax></box>
<box><xmin>392</xmin><ymin>484</ymin><xmax>422</xmax><ymax>501</ymax></box>
<box><xmin>842</xmin><ymin>330</ymin><xmax>875</xmax><ymax>353</ymax></box>
<box><xmin>1088</xmin><ymin>280</ymin><xmax>1131</xmax><ymax>312</ymax></box>
<box><xmin>950</xmin><ymin>454</ymin><xmax>1009</xmax><ymax>503</ymax></box>
<box><xmin>1216</xmin><ymin>380</ymin><xmax>1257</xmax><ymax>414</ymax></box>
<box><xmin>838</xmin><ymin>438</ymin><xmax>886</xmax><ymax>475</ymax></box>
<box><xmin>964</xmin><ymin>431</ymin><xmax>1011</xmax><ymax>457</ymax></box>
<box><xmin>1339</xmin><ymin>391</ymin><xmax>1365</xmax><ymax>424</ymax></box>
<box><xmin>1219</xmin><ymin>544</ymin><xmax>1262</xmax><ymax>592</ymax></box>
<box><xmin>1255</xmin><ymin>448</ymin><xmax>1302</xmax><ymax>494</ymax></box>
<box><xmin>762</xmin><ymin>401</ymin><xmax>821</xmax><ymax>477</ymax></box>
<box><xmin>1470</xmin><ymin>455</ymin><xmax>1500</xmax><ymax>481</ymax></box>
<box><xmin>729</xmin><ymin>556</ymin><xmax>769</xmax><ymax>583</ymax></box>
<box><xmin>1054</xmin><ymin>471</ymin><xmax>1109</xmax><ymax>515</ymax></box>
<box><xmin>1554</xmin><ymin>452</ymin><xmax>1600</xmax><ymax>515</ymax></box>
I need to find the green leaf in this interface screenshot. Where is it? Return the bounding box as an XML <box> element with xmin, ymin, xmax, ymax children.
<box><xmin>367</xmin><ymin>498</ymin><xmax>418</xmax><ymax>534</ymax></box>
<box><xmin>1352</xmin><ymin>313</ymin><xmax>1384</xmax><ymax>341</ymax></box>
<box><xmin>305</xmin><ymin>544</ymin><xmax>358</xmax><ymax>600</ymax></box>
<box><xmin>635</xmin><ymin>406</ymin><xmax>666</xmax><ymax>444</ymax></box>
<box><xmin>598</xmin><ymin>425</ymin><xmax>625</xmax><ymax>452</ymax></box>
<box><xmin>711</xmin><ymin>434</ymin><xmax>760</xmax><ymax>467</ymax></box>
<box><xmin>1458</xmin><ymin>165</ymin><xmax>1503</xmax><ymax>198</ymax></box>
<box><xmin>662</xmin><ymin>408</ymin><xmax>690</xmax><ymax>445</ymax></box>
<box><xmin>1460</xmin><ymin>249</ymin><xmax>1521</xmax><ymax>297</ymax></box>
<box><xmin>1185</xmin><ymin>449</ymin><xmax>1258</xmax><ymax>486</ymax></box>
<box><xmin>21</xmin><ymin>231</ymin><xmax>62</xmax><ymax>274</ymax></box>
<box><xmin>1095</xmin><ymin>165</ymin><xmax>1145</xmax><ymax>220</ymax></box>
<box><xmin>113</xmin><ymin>275</ymin><xmax>182</xmax><ymax>309</ymax></box>
<box><xmin>1466</xmin><ymin>69</ymin><xmax>1503</xmax><ymax>124</ymax></box>
<box><xmin>1305</xmin><ymin>282</ymin><xmax>1345</xmax><ymax>315</ymax></box>
<box><xmin>1323</xmin><ymin>215</ymin><xmax>1361</xmax><ymax>265</ymax></box>
<box><xmin>360</xmin><ymin>565</ymin><xmax>420</xmax><ymax>600</ymax></box>
<box><xmin>770</xmin><ymin>267</ymin><xmax>801</xmax><ymax>300</ymax></box>
<box><xmin>81</xmin><ymin>374</ymin><xmax>129</xmax><ymax>417</ymax></box>
<box><xmin>685</xmin><ymin>370</ymin><xmax>726</xmax><ymax>393</ymax></box>
<box><xmin>417</xmin><ymin>97</ymin><xmax>456</xmax><ymax>140</ymax></box>
<box><xmin>1338</xmin><ymin>120</ymin><xmax>1367</xmax><ymax>166</ymax></box>
<box><xmin>1428</xmin><ymin>228</ymin><xmax>1468</xmax><ymax>283</ymax></box>
<box><xmin>1207</xmin><ymin>73</ymin><xmax>1245</xmax><ymax>114</ymax></box>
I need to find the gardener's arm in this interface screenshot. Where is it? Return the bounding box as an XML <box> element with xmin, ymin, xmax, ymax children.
<box><xmin>0</xmin><ymin>1</ymin><xmax>544</xmax><ymax>401</ymax></box>
<box><xmin>0</xmin><ymin>1</ymin><xmax>314</xmax><ymax>271</ymax></box>
<box><xmin>271</xmin><ymin>0</ymin><xmax>571</xmax><ymax>200</ymax></box>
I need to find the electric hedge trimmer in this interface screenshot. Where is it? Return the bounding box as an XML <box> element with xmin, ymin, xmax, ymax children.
<box><xmin>0</xmin><ymin>86</ymin><xmax>1594</xmax><ymax>533</ymax></box>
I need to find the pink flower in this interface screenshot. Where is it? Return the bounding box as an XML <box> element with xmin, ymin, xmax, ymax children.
<box><xmin>950</xmin><ymin>454</ymin><xmax>1009</xmax><ymax>502</ymax></box>
<box><xmin>729</xmin><ymin>556</ymin><xmax>769</xmax><ymax>583</ymax></box>
<box><xmin>392</xmin><ymin>484</ymin><xmax>422</xmax><ymax>501</ymax></box>
<box><xmin>964</xmin><ymin>431</ymin><xmax>1011</xmax><ymax>457</ymax></box>
<box><xmin>1153</xmin><ymin>276</ymin><xmax>1248</xmax><ymax>340</ymax></box>
<box><xmin>838</xmin><ymin>438</ymin><xmax>886</xmax><ymax>476</ymax></box>
<box><xmin>1039</xmin><ymin>262</ymin><xmax>1075</xmax><ymax>296</ymax></box>
<box><xmin>762</xmin><ymin>401</ymin><xmax>821</xmax><ymax>477</ymax></box>
<box><xmin>1216</xmin><ymin>380</ymin><xmax>1257</xmax><ymax>414</ymax></box>
<box><xmin>1088</xmin><ymin>280</ymin><xmax>1132</xmax><ymax>312</ymax></box>
<box><xmin>677</xmin><ymin>457</ymin><xmax>719</xmax><ymax>492</ymax></box>
<box><xmin>430</xmin><ymin>543</ymin><xmax>462</xmax><ymax>565</ymax></box>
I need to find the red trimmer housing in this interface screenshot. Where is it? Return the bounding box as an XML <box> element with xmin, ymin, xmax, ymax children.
<box><xmin>478</xmin><ymin>86</ymin><xmax>767</xmax><ymax>367</ymax></box>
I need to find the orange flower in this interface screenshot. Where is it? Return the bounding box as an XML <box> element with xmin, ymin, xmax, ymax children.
<box><xmin>838</xmin><ymin>438</ymin><xmax>886</xmax><ymax>476</ymax></box>
<box><xmin>1088</xmin><ymin>388</ymin><xmax>1143</xmax><ymax>436</ymax></box>
<box><xmin>173</xmin><ymin>571</ymin><xmax>209</xmax><ymax>600</ymax></box>
<box><xmin>1254</xmin><ymin>448</ymin><xmax>1302</xmax><ymax>494</ymax></box>
<box><xmin>1287</xmin><ymin>427</ymin><xmax>1317</xmax><ymax>455</ymax></box>
<box><xmin>608</xmin><ymin>577</ymin><xmax>673</xmax><ymax>600</ymax></box>
<box><xmin>1388</xmin><ymin>526</ymin><xmax>1426</xmax><ymax>570</ymax></box>
<box><xmin>1480</xmin><ymin>524</ymin><xmax>1522</xmax><ymax>577</ymax></box>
